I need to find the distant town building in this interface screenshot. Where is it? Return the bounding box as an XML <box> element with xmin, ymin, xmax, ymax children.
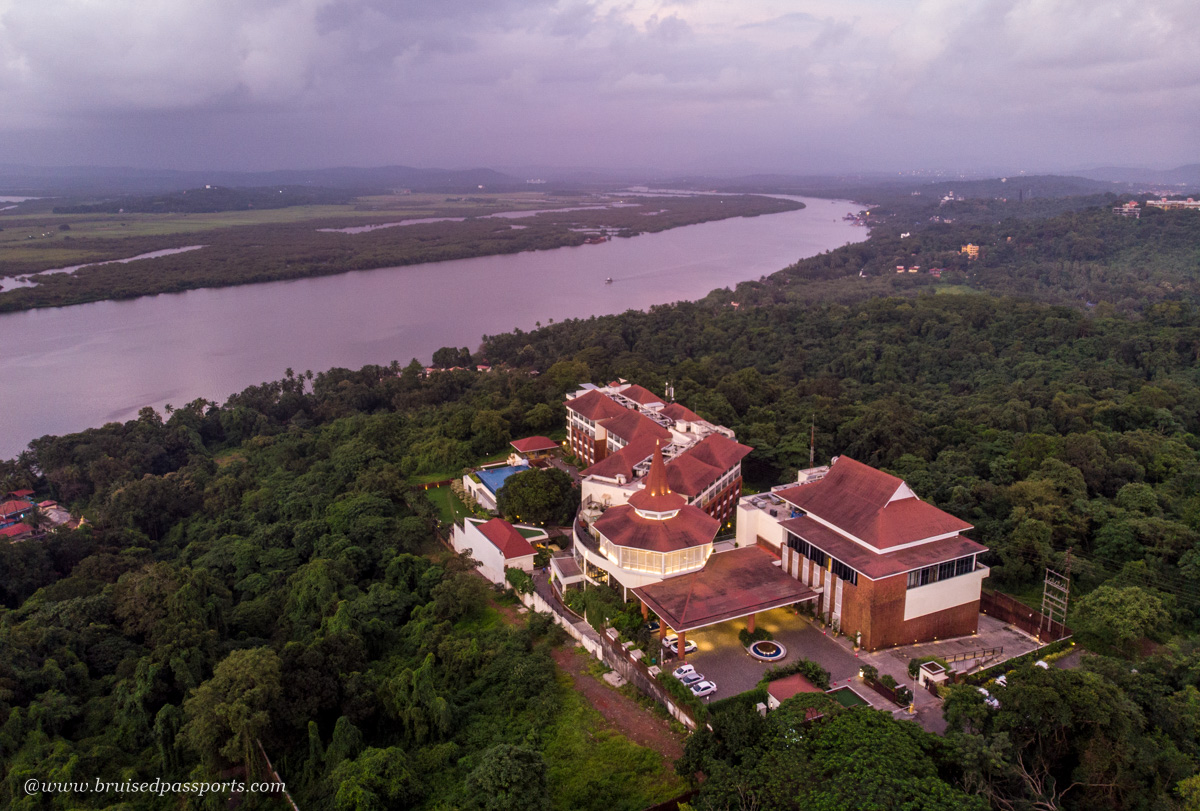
<box><xmin>1145</xmin><ymin>197</ymin><xmax>1200</xmax><ymax>211</ymax></box>
<box><xmin>960</xmin><ymin>244</ymin><xmax>980</xmax><ymax>259</ymax></box>
<box><xmin>1113</xmin><ymin>201</ymin><xmax>1141</xmax><ymax>218</ymax></box>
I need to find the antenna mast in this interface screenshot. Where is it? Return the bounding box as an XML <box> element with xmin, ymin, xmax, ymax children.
<box><xmin>809</xmin><ymin>415</ymin><xmax>816</xmax><ymax>468</ymax></box>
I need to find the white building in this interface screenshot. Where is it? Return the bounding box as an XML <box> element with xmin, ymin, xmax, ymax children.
<box><xmin>452</xmin><ymin>517</ymin><xmax>544</xmax><ymax>585</ymax></box>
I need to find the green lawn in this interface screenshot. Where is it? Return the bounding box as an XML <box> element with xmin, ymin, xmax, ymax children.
<box><xmin>425</xmin><ymin>486</ymin><xmax>472</xmax><ymax>524</ymax></box>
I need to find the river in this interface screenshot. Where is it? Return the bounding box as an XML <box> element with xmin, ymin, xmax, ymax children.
<box><xmin>0</xmin><ymin>196</ymin><xmax>865</xmax><ymax>458</ymax></box>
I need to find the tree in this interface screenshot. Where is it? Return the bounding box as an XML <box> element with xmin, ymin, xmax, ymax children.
<box><xmin>464</xmin><ymin>743</ymin><xmax>550</xmax><ymax>811</ymax></box>
<box><xmin>332</xmin><ymin>746</ymin><xmax>422</xmax><ymax>811</ymax></box>
<box><xmin>181</xmin><ymin>647</ymin><xmax>282</xmax><ymax>776</ymax></box>
<box><xmin>1072</xmin><ymin>584</ymin><xmax>1169</xmax><ymax>656</ymax></box>
<box><xmin>432</xmin><ymin>346</ymin><xmax>472</xmax><ymax>369</ymax></box>
<box><xmin>496</xmin><ymin>467</ymin><xmax>578</xmax><ymax>526</ymax></box>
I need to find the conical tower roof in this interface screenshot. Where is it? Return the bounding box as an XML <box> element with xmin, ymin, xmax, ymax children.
<box><xmin>628</xmin><ymin>442</ymin><xmax>686</xmax><ymax>516</ymax></box>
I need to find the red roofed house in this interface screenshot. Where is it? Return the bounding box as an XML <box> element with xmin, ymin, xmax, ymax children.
<box><xmin>0</xmin><ymin>523</ymin><xmax>33</xmax><ymax>540</ymax></box>
<box><xmin>568</xmin><ymin>381</ymin><xmax>749</xmax><ymax>526</ymax></box>
<box><xmin>1</xmin><ymin>499</ymin><xmax>33</xmax><ymax>526</ymax></box>
<box><xmin>508</xmin><ymin>436</ymin><xmax>561</xmax><ymax>466</ymax></box>
<box><xmin>451</xmin><ymin>517</ymin><xmax>547</xmax><ymax>585</ymax></box>
<box><xmin>735</xmin><ymin>456</ymin><xmax>989</xmax><ymax>650</ymax></box>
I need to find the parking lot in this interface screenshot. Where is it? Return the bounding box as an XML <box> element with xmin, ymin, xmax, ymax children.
<box><xmin>660</xmin><ymin>608</ymin><xmax>1044</xmax><ymax>729</ymax></box>
<box><xmin>664</xmin><ymin>607</ymin><xmax>893</xmax><ymax>711</ymax></box>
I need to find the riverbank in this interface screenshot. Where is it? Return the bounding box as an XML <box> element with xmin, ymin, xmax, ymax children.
<box><xmin>0</xmin><ymin>196</ymin><xmax>862</xmax><ymax>457</ymax></box>
<box><xmin>0</xmin><ymin>193</ymin><xmax>801</xmax><ymax>311</ymax></box>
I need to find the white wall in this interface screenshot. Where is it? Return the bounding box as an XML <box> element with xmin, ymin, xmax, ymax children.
<box><xmin>581</xmin><ymin>478</ymin><xmax>633</xmax><ymax>509</ymax></box>
<box><xmin>735</xmin><ymin>501</ymin><xmax>787</xmax><ymax>550</ymax></box>
<box><xmin>452</xmin><ymin>520</ymin><xmax>506</xmax><ymax>584</ymax></box>
<box><xmin>903</xmin><ymin>567</ymin><xmax>988</xmax><ymax>621</ymax></box>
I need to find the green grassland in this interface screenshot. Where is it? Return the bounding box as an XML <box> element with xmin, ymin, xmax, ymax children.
<box><xmin>0</xmin><ymin>192</ymin><xmax>801</xmax><ymax>311</ymax></box>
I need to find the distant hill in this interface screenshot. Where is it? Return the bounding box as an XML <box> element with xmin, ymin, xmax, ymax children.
<box><xmin>1075</xmin><ymin>164</ymin><xmax>1200</xmax><ymax>186</ymax></box>
<box><xmin>51</xmin><ymin>185</ymin><xmax>356</xmax><ymax>215</ymax></box>
<box><xmin>0</xmin><ymin>164</ymin><xmax>524</xmax><ymax>196</ymax></box>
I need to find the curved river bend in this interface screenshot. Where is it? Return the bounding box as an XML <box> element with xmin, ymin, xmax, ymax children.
<box><xmin>0</xmin><ymin>196</ymin><xmax>864</xmax><ymax>457</ymax></box>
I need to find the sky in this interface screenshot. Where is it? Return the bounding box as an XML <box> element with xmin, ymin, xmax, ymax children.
<box><xmin>0</xmin><ymin>0</ymin><xmax>1197</xmax><ymax>174</ymax></box>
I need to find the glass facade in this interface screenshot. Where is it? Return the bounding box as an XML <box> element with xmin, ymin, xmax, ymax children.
<box><xmin>906</xmin><ymin>555</ymin><xmax>976</xmax><ymax>589</ymax></box>
<box><xmin>598</xmin><ymin>535</ymin><xmax>711</xmax><ymax>576</ymax></box>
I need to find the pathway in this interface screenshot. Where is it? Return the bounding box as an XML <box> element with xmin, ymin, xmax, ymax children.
<box><xmin>551</xmin><ymin>646</ymin><xmax>686</xmax><ymax>764</ymax></box>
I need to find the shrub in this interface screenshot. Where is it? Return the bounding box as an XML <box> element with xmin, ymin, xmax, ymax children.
<box><xmin>760</xmin><ymin>658</ymin><xmax>831</xmax><ymax>690</ymax></box>
<box><xmin>860</xmin><ymin>664</ymin><xmax>878</xmax><ymax>683</ymax></box>
<box><xmin>879</xmin><ymin>674</ymin><xmax>897</xmax><ymax>690</ymax></box>
<box><xmin>894</xmin><ymin>686</ymin><xmax>913</xmax><ymax>705</ymax></box>
<box><xmin>505</xmin><ymin>567</ymin><xmax>534</xmax><ymax>595</ymax></box>
<box><xmin>738</xmin><ymin>627</ymin><xmax>773</xmax><ymax>647</ymax></box>
<box><xmin>658</xmin><ymin>674</ymin><xmax>708</xmax><ymax>723</ymax></box>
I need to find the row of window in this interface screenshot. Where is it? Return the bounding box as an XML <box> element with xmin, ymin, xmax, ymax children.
<box><xmin>785</xmin><ymin>533</ymin><xmax>858</xmax><ymax>586</ymax></box>
<box><xmin>906</xmin><ymin>555</ymin><xmax>976</xmax><ymax>589</ymax></box>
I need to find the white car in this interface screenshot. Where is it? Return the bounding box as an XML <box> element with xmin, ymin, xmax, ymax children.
<box><xmin>672</xmin><ymin>664</ymin><xmax>697</xmax><ymax>680</ymax></box>
<box><xmin>690</xmin><ymin>680</ymin><xmax>717</xmax><ymax>697</ymax></box>
<box><xmin>662</xmin><ymin>635</ymin><xmax>698</xmax><ymax>655</ymax></box>
<box><xmin>679</xmin><ymin>671</ymin><xmax>706</xmax><ymax>687</ymax></box>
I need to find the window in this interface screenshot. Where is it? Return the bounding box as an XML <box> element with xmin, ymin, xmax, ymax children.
<box><xmin>907</xmin><ymin>555</ymin><xmax>977</xmax><ymax>589</ymax></box>
<box><xmin>830</xmin><ymin>558</ymin><xmax>858</xmax><ymax>586</ymax></box>
<box><xmin>785</xmin><ymin>532</ymin><xmax>827</xmax><ymax>568</ymax></box>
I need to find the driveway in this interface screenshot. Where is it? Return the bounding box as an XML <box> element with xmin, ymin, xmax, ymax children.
<box><xmin>671</xmin><ymin>608</ymin><xmax>894</xmax><ymax>713</ymax></box>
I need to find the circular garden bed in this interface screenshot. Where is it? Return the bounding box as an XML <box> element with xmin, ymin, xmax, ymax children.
<box><xmin>748</xmin><ymin>640</ymin><xmax>787</xmax><ymax>661</ymax></box>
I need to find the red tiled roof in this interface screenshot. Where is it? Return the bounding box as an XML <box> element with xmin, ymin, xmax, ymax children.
<box><xmin>775</xmin><ymin>456</ymin><xmax>971</xmax><ymax>550</ymax></box>
<box><xmin>659</xmin><ymin>402</ymin><xmax>702</xmax><ymax>423</ymax></box>
<box><xmin>687</xmin><ymin>434</ymin><xmax>752</xmax><ymax>470</ymax></box>
<box><xmin>0</xmin><ymin>500</ymin><xmax>31</xmax><ymax>517</ymax></box>
<box><xmin>8</xmin><ymin>489</ymin><xmax>33</xmax><ymax>498</ymax></box>
<box><xmin>767</xmin><ymin>672</ymin><xmax>824</xmax><ymax>702</ymax></box>
<box><xmin>780</xmin><ymin>514</ymin><xmax>986</xmax><ymax>579</ymax></box>
<box><xmin>511</xmin><ymin>436</ymin><xmax>559</xmax><ymax>453</ymax></box>
<box><xmin>594</xmin><ymin>503</ymin><xmax>718</xmax><ymax>553</ymax></box>
<box><xmin>618</xmin><ymin>384</ymin><xmax>663</xmax><ymax>406</ymax></box>
<box><xmin>476</xmin><ymin>518</ymin><xmax>537</xmax><ymax>559</ymax></box>
<box><xmin>0</xmin><ymin>523</ymin><xmax>33</xmax><ymax>537</ymax></box>
<box><xmin>665</xmin><ymin>435</ymin><xmax>752</xmax><ymax>497</ymax></box>
<box><xmin>566</xmin><ymin>389</ymin><xmax>627</xmax><ymax>421</ymax></box>
<box><xmin>582</xmin><ymin>436</ymin><xmax>657</xmax><ymax>480</ymax></box>
<box><xmin>633</xmin><ymin>547</ymin><xmax>819</xmax><ymax>632</ymax></box>
<box><xmin>598</xmin><ymin>409</ymin><xmax>671</xmax><ymax>445</ymax></box>
<box><xmin>628</xmin><ymin>444</ymin><xmax>686</xmax><ymax>513</ymax></box>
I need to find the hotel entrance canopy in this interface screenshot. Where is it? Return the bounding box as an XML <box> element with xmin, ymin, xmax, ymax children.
<box><xmin>633</xmin><ymin>546</ymin><xmax>819</xmax><ymax>633</ymax></box>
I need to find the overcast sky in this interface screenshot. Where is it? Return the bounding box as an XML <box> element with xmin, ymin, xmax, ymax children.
<box><xmin>0</xmin><ymin>0</ymin><xmax>1196</xmax><ymax>174</ymax></box>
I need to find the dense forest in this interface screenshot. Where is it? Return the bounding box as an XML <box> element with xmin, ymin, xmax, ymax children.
<box><xmin>4</xmin><ymin>191</ymin><xmax>1200</xmax><ymax>809</ymax></box>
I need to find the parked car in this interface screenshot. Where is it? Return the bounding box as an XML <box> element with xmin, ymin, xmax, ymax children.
<box><xmin>690</xmin><ymin>680</ymin><xmax>717</xmax><ymax>697</ymax></box>
<box><xmin>646</xmin><ymin>619</ymin><xmax>661</xmax><ymax>633</ymax></box>
<box><xmin>679</xmin><ymin>671</ymin><xmax>706</xmax><ymax>687</ymax></box>
<box><xmin>672</xmin><ymin>664</ymin><xmax>697</xmax><ymax>680</ymax></box>
<box><xmin>662</xmin><ymin>635</ymin><xmax>697</xmax><ymax>655</ymax></box>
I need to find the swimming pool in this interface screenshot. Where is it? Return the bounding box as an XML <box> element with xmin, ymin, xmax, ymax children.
<box><xmin>477</xmin><ymin>464</ymin><xmax>530</xmax><ymax>496</ymax></box>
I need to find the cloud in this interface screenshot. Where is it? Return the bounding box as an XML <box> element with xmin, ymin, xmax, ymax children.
<box><xmin>0</xmin><ymin>0</ymin><xmax>1196</xmax><ymax>171</ymax></box>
